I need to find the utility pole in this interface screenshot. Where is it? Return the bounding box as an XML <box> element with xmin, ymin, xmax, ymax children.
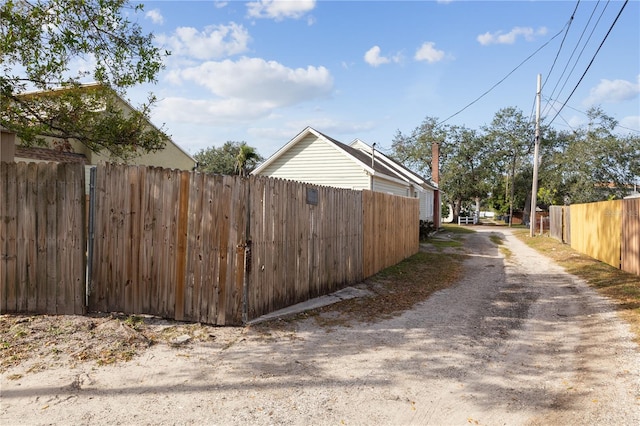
<box><xmin>530</xmin><ymin>74</ymin><xmax>542</xmax><ymax>237</ymax></box>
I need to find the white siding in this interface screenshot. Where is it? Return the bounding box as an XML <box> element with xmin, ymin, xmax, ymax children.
<box><xmin>258</xmin><ymin>134</ymin><xmax>371</xmax><ymax>189</ymax></box>
<box><xmin>372</xmin><ymin>176</ymin><xmax>410</xmax><ymax>197</ymax></box>
<box><xmin>420</xmin><ymin>189</ymin><xmax>435</xmax><ymax>222</ymax></box>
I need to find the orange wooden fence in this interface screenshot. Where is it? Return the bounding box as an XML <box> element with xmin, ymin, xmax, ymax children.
<box><xmin>549</xmin><ymin>199</ymin><xmax>638</xmax><ymax>275</ymax></box>
<box><xmin>621</xmin><ymin>198</ymin><xmax>640</xmax><ymax>275</ymax></box>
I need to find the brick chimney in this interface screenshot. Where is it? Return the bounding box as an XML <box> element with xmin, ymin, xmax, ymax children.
<box><xmin>431</xmin><ymin>141</ymin><xmax>440</xmax><ymax>185</ymax></box>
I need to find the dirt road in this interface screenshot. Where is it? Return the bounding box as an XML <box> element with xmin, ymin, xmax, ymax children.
<box><xmin>2</xmin><ymin>227</ymin><xmax>639</xmax><ymax>425</ymax></box>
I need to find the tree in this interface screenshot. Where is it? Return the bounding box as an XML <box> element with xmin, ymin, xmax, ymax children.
<box><xmin>1</xmin><ymin>0</ymin><xmax>168</xmax><ymax>159</ymax></box>
<box><xmin>391</xmin><ymin>117</ymin><xmax>494</xmax><ymax>222</ymax></box>
<box><xmin>483</xmin><ymin>107</ymin><xmax>534</xmax><ymax>224</ymax></box>
<box><xmin>194</xmin><ymin>142</ymin><xmax>264</xmax><ymax>176</ymax></box>
<box><xmin>539</xmin><ymin>107</ymin><xmax>640</xmax><ymax>203</ymax></box>
<box><xmin>234</xmin><ymin>144</ymin><xmax>261</xmax><ymax>177</ymax></box>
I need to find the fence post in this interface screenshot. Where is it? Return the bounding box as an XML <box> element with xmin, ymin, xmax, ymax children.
<box><xmin>174</xmin><ymin>171</ymin><xmax>190</xmax><ymax>321</ymax></box>
<box><xmin>242</xmin><ymin>178</ymin><xmax>251</xmax><ymax>324</ymax></box>
<box><xmin>86</xmin><ymin>167</ymin><xmax>96</xmax><ymax>307</ymax></box>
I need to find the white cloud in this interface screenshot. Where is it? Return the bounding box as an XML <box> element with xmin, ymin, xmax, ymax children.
<box><xmin>364</xmin><ymin>46</ymin><xmax>403</xmax><ymax>67</ymax></box>
<box><xmin>619</xmin><ymin>115</ymin><xmax>640</xmax><ymax>131</ymax></box>
<box><xmin>247</xmin><ymin>0</ymin><xmax>316</xmax><ymax>21</ymax></box>
<box><xmin>414</xmin><ymin>42</ymin><xmax>445</xmax><ymax>63</ymax></box>
<box><xmin>584</xmin><ymin>76</ymin><xmax>640</xmax><ymax>106</ymax></box>
<box><xmin>145</xmin><ymin>9</ymin><xmax>164</xmax><ymax>25</ymax></box>
<box><xmin>155</xmin><ymin>97</ymin><xmax>275</xmax><ymax>125</ymax></box>
<box><xmin>156</xmin><ymin>23</ymin><xmax>250</xmax><ymax>60</ymax></box>
<box><xmin>175</xmin><ymin>57</ymin><xmax>332</xmax><ymax>104</ymax></box>
<box><xmin>214</xmin><ymin>1</ymin><xmax>228</xmax><ymax>8</ymax></box>
<box><xmin>157</xmin><ymin>57</ymin><xmax>333</xmax><ymax>124</ymax></box>
<box><xmin>477</xmin><ymin>27</ymin><xmax>548</xmax><ymax>45</ymax></box>
<box><xmin>248</xmin><ymin>118</ymin><xmax>376</xmax><ymax>144</ymax></box>
<box><xmin>364</xmin><ymin>46</ymin><xmax>390</xmax><ymax>67</ymax></box>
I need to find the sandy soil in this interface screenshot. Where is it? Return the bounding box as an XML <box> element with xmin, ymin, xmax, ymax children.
<box><xmin>1</xmin><ymin>227</ymin><xmax>639</xmax><ymax>425</ymax></box>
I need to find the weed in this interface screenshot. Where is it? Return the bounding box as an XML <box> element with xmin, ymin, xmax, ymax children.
<box><xmin>489</xmin><ymin>234</ymin><xmax>504</xmax><ymax>245</ymax></box>
<box><xmin>499</xmin><ymin>246</ymin><xmax>513</xmax><ymax>259</ymax></box>
<box><xmin>122</xmin><ymin>315</ymin><xmax>144</xmax><ymax>331</ymax></box>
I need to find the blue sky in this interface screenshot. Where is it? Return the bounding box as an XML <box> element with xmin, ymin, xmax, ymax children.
<box><xmin>127</xmin><ymin>0</ymin><xmax>640</xmax><ymax>158</ymax></box>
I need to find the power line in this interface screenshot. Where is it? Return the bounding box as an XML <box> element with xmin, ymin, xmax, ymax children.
<box><xmin>542</xmin><ymin>0</ymin><xmax>581</xmax><ymax>90</ymax></box>
<box><xmin>542</xmin><ymin>96</ymin><xmax>577</xmax><ymax>132</ymax></box>
<box><xmin>542</xmin><ymin>0</ymin><xmax>611</xmax><ymax>118</ymax></box>
<box><xmin>545</xmin><ymin>99</ymin><xmax>640</xmax><ymax>134</ymax></box>
<box><xmin>437</xmin><ymin>25</ymin><xmax>567</xmax><ymax>127</ymax></box>
<box><xmin>547</xmin><ymin>0</ymin><xmax>629</xmax><ymax>127</ymax></box>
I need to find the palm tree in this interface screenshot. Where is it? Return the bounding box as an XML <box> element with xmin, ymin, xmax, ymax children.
<box><xmin>234</xmin><ymin>143</ymin><xmax>261</xmax><ymax>177</ymax></box>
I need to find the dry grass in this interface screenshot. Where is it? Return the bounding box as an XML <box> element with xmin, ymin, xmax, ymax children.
<box><xmin>513</xmin><ymin>230</ymin><xmax>640</xmax><ymax>343</ymax></box>
<box><xmin>258</xmin><ymin>251</ymin><xmax>467</xmax><ymax>331</ymax></box>
<box><xmin>0</xmin><ymin>313</ymin><xmax>221</xmax><ymax>375</ymax></box>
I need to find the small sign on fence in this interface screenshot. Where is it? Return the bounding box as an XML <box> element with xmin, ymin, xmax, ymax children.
<box><xmin>306</xmin><ymin>187</ymin><xmax>318</xmax><ymax>205</ymax></box>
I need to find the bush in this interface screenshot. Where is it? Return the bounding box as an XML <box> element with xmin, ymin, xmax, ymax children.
<box><xmin>419</xmin><ymin>220</ymin><xmax>436</xmax><ymax>240</ymax></box>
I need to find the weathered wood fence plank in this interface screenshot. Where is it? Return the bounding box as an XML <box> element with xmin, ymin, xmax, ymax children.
<box><xmin>5</xmin><ymin>163</ymin><xmax>420</xmax><ymax>322</ymax></box>
<box><xmin>1</xmin><ymin>162</ymin><xmax>85</xmax><ymax>315</ymax></box>
<box><xmin>621</xmin><ymin>198</ymin><xmax>640</xmax><ymax>276</ymax></box>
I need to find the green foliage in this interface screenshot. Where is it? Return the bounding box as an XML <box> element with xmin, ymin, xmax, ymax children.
<box><xmin>392</xmin><ymin>106</ymin><xmax>638</xmax><ymax>221</ymax></box>
<box><xmin>539</xmin><ymin>107</ymin><xmax>640</xmax><ymax>204</ymax></box>
<box><xmin>234</xmin><ymin>144</ymin><xmax>262</xmax><ymax>177</ymax></box>
<box><xmin>482</xmin><ymin>107</ymin><xmax>534</xmax><ymax>219</ymax></box>
<box><xmin>195</xmin><ymin>141</ymin><xmax>264</xmax><ymax>176</ymax></box>
<box><xmin>1</xmin><ymin>0</ymin><xmax>168</xmax><ymax>159</ymax></box>
<box><xmin>392</xmin><ymin>116</ymin><xmax>501</xmax><ymax>221</ymax></box>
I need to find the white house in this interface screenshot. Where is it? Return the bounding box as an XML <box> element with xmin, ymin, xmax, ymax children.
<box><xmin>251</xmin><ymin>127</ymin><xmax>438</xmax><ymax>222</ymax></box>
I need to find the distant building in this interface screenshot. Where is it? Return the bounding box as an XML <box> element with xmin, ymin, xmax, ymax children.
<box><xmin>252</xmin><ymin>126</ymin><xmax>439</xmax><ymax>223</ymax></box>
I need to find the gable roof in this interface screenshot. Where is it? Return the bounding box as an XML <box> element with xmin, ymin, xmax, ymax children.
<box><xmin>17</xmin><ymin>83</ymin><xmax>196</xmax><ymax>165</ymax></box>
<box><xmin>15</xmin><ymin>146</ymin><xmax>87</xmax><ymax>164</ymax></box>
<box><xmin>349</xmin><ymin>139</ymin><xmax>437</xmax><ymax>191</ymax></box>
<box><xmin>253</xmin><ymin>126</ymin><xmax>437</xmax><ymax>191</ymax></box>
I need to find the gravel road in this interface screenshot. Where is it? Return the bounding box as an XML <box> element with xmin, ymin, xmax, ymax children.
<box><xmin>2</xmin><ymin>226</ymin><xmax>639</xmax><ymax>425</ymax></box>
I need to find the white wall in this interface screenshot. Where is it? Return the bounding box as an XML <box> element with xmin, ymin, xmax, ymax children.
<box><xmin>257</xmin><ymin>133</ymin><xmax>371</xmax><ymax>189</ymax></box>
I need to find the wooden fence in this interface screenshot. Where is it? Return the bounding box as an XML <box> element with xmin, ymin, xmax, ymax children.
<box><xmin>363</xmin><ymin>190</ymin><xmax>419</xmax><ymax>278</ymax></box>
<box><xmin>92</xmin><ymin>164</ymin><xmax>418</xmax><ymax>323</ymax></box>
<box><xmin>548</xmin><ymin>199</ymin><xmax>639</xmax><ymax>275</ymax></box>
<box><xmin>549</xmin><ymin>206</ymin><xmax>563</xmax><ymax>241</ymax></box>
<box><xmin>549</xmin><ymin>206</ymin><xmax>571</xmax><ymax>245</ymax></box>
<box><xmin>88</xmin><ymin>165</ymin><xmax>249</xmax><ymax>325</ymax></box>
<box><xmin>246</xmin><ymin>178</ymin><xmax>366</xmax><ymax>319</ymax></box>
<box><xmin>570</xmin><ymin>200</ymin><xmax>623</xmax><ymax>269</ymax></box>
<box><xmin>621</xmin><ymin>198</ymin><xmax>640</xmax><ymax>275</ymax></box>
<box><xmin>1</xmin><ymin>163</ymin><xmax>417</xmax><ymax>324</ymax></box>
<box><xmin>1</xmin><ymin>162</ymin><xmax>86</xmax><ymax>315</ymax></box>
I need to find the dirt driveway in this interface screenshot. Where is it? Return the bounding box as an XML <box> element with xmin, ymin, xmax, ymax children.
<box><xmin>2</xmin><ymin>227</ymin><xmax>639</xmax><ymax>425</ymax></box>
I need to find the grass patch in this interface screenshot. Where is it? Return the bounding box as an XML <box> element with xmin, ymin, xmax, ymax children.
<box><xmin>499</xmin><ymin>246</ymin><xmax>513</xmax><ymax>260</ymax></box>
<box><xmin>422</xmin><ymin>224</ymin><xmax>475</xmax><ymax>252</ymax></box>
<box><xmin>489</xmin><ymin>234</ymin><xmax>504</xmax><ymax>245</ymax></box>
<box><xmin>429</xmin><ymin>239</ymin><xmax>463</xmax><ymax>250</ymax></box>
<box><xmin>513</xmin><ymin>230</ymin><xmax>640</xmax><ymax>344</ymax></box>
<box><xmin>440</xmin><ymin>224</ymin><xmax>477</xmax><ymax>235</ymax></box>
<box><xmin>259</xmin><ymin>251</ymin><xmax>467</xmax><ymax>330</ymax></box>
